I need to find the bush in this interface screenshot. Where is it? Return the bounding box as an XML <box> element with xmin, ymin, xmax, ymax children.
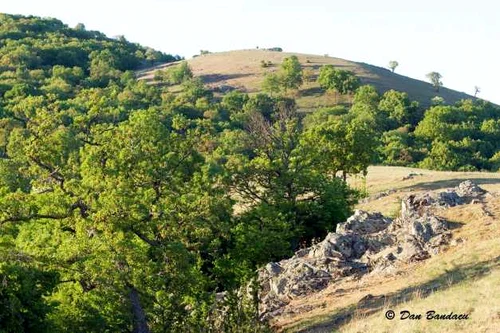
<box><xmin>260</xmin><ymin>60</ymin><xmax>273</xmax><ymax>68</ymax></box>
<box><xmin>267</xmin><ymin>47</ymin><xmax>282</xmax><ymax>52</ymax></box>
<box><xmin>155</xmin><ymin>61</ymin><xmax>193</xmax><ymax>85</ymax></box>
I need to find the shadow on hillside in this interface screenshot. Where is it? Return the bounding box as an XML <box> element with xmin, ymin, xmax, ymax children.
<box><xmin>398</xmin><ymin>178</ymin><xmax>500</xmax><ymax>192</ymax></box>
<box><xmin>295</xmin><ymin>255</ymin><xmax>500</xmax><ymax>333</ymax></box>
<box><xmin>447</xmin><ymin>220</ymin><xmax>466</xmax><ymax>230</ymax></box>
<box><xmin>199</xmin><ymin>73</ymin><xmax>253</xmax><ymax>83</ymax></box>
<box><xmin>301</xmin><ymin>86</ymin><xmax>323</xmax><ymax>96</ymax></box>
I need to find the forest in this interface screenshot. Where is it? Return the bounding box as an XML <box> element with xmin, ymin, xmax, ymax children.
<box><xmin>1</xmin><ymin>13</ymin><xmax>500</xmax><ymax>332</ymax></box>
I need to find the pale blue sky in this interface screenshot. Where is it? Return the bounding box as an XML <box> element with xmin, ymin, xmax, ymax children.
<box><xmin>1</xmin><ymin>0</ymin><xmax>499</xmax><ymax>103</ymax></box>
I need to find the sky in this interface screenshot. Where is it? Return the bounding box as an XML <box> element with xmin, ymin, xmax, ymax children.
<box><xmin>1</xmin><ymin>0</ymin><xmax>499</xmax><ymax>103</ymax></box>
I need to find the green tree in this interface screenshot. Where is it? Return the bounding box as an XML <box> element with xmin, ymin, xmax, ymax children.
<box><xmin>261</xmin><ymin>56</ymin><xmax>303</xmax><ymax>93</ymax></box>
<box><xmin>378</xmin><ymin>90</ymin><xmax>417</xmax><ymax>129</ymax></box>
<box><xmin>74</xmin><ymin>23</ymin><xmax>86</xmax><ymax>31</ymax></box>
<box><xmin>349</xmin><ymin>85</ymin><xmax>386</xmax><ymax>130</ymax></box>
<box><xmin>419</xmin><ymin>140</ymin><xmax>461</xmax><ymax>170</ymax></box>
<box><xmin>426</xmin><ymin>72</ymin><xmax>443</xmax><ymax>92</ymax></box>
<box><xmin>304</xmin><ymin>111</ymin><xmax>379</xmax><ymax>181</ymax></box>
<box><xmin>154</xmin><ymin>61</ymin><xmax>193</xmax><ymax>85</ymax></box>
<box><xmin>89</xmin><ymin>50</ymin><xmax>121</xmax><ymax>85</ymax></box>
<box><xmin>262</xmin><ymin>73</ymin><xmax>281</xmax><ymax>95</ymax></box>
<box><xmin>222</xmin><ymin>104</ymin><xmax>357</xmax><ymax>262</ymax></box>
<box><xmin>222</xmin><ymin>90</ymin><xmax>249</xmax><ymax>114</ymax></box>
<box><xmin>317</xmin><ymin>65</ymin><xmax>359</xmax><ymax>94</ymax></box>
<box><xmin>414</xmin><ymin>105</ymin><xmax>470</xmax><ymax>142</ymax></box>
<box><xmin>388</xmin><ymin>60</ymin><xmax>399</xmax><ymax>73</ymax></box>
<box><xmin>379</xmin><ymin>128</ymin><xmax>416</xmax><ymax>166</ymax></box>
<box><xmin>280</xmin><ymin>55</ymin><xmax>303</xmax><ymax>90</ymax></box>
<box><xmin>431</xmin><ymin>96</ymin><xmax>445</xmax><ymax>105</ymax></box>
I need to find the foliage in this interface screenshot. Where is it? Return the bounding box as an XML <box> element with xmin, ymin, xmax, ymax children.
<box><xmin>0</xmin><ymin>14</ymin><xmax>362</xmax><ymax>332</ymax></box>
<box><xmin>302</xmin><ymin>68</ymin><xmax>314</xmax><ymax>84</ymax></box>
<box><xmin>154</xmin><ymin>61</ymin><xmax>193</xmax><ymax>85</ymax></box>
<box><xmin>414</xmin><ymin>101</ymin><xmax>500</xmax><ymax>170</ymax></box>
<box><xmin>261</xmin><ymin>56</ymin><xmax>303</xmax><ymax>93</ymax></box>
<box><xmin>378</xmin><ymin>90</ymin><xmax>419</xmax><ymax>129</ymax></box>
<box><xmin>260</xmin><ymin>60</ymin><xmax>272</xmax><ymax>68</ymax></box>
<box><xmin>317</xmin><ymin>65</ymin><xmax>360</xmax><ymax>94</ymax></box>
<box><xmin>379</xmin><ymin>127</ymin><xmax>418</xmax><ymax>166</ymax></box>
<box><xmin>262</xmin><ymin>73</ymin><xmax>282</xmax><ymax>95</ymax></box>
<box><xmin>221</xmin><ymin>104</ymin><xmax>359</xmax><ymax>259</ymax></box>
<box><xmin>426</xmin><ymin>72</ymin><xmax>443</xmax><ymax>92</ymax></box>
<box><xmin>280</xmin><ymin>55</ymin><xmax>303</xmax><ymax>90</ymax></box>
<box><xmin>0</xmin><ymin>263</ymin><xmax>58</xmax><ymax>333</ymax></box>
<box><xmin>431</xmin><ymin>96</ymin><xmax>445</xmax><ymax>105</ymax></box>
<box><xmin>388</xmin><ymin>60</ymin><xmax>399</xmax><ymax>73</ymax></box>
<box><xmin>305</xmin><ymin>107</ymin><xmax>380</xmax><ymax>179</ymax></box>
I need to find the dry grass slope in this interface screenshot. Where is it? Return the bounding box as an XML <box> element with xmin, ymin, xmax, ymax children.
<box><xmin>136</xmin><ymin>50</ymin><xmax>479</xmax><ymax>109</ymax></box>
<box><xmin>271</xmin><ymin>166</ymin><xmax>500</xmax><ymax>333</ymax></box>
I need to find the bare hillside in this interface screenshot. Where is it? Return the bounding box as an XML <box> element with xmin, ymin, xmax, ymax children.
<box><xmin>137</xmin><ymin>50</ymin><xmax>477</xmax><ymax>109</ymax></box>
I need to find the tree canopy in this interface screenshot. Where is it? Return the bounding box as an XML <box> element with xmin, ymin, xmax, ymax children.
<box><xmin>262</xmin><ymin>55</ymin><xmax>303</xmax><ymax>94</ymax></box>
<box><xmin>0</xmin><ymin>14</ymin><xmax>368</xmax><ymax>332</ymax></box>
<box><xmin>388</xmin><ymin>60</ymin><xmax>399</xmax><ymax>73</ymax></box>
<box><xmin>317</xmin><ymin>65</ymin><xmax>360</xmax><ymax>95</ymax></box>
<box><xmin>426</xmin><ymin>72</ymin><xmax>443</xmax><ymax>92</ymax></box>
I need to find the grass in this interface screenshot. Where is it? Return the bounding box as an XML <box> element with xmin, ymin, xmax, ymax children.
<box><xmin>340</xmin><ymin>263</ymin><xmax>500</xmax><ymax>333</ymax></box>
<box><xmin>137</xmin><ymin>50</ymin><xmax>481</xmax><ymax>108</ymax></box>
<box><xmin>269</xmin><ymin>166</ymin><xmax>500</xmax><ymax>332</ymax></box>
<box><xmin>351</xmin><ymin>166</ymin><xmax>500</xmax><ymax>216</ymax></box>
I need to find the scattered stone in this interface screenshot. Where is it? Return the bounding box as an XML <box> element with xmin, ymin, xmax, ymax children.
<box><xmin>455</xmin><ymin>180</ymin><xmax>486</xmax><ymax>198</ymax></box>
<box><xmin>265</xmin><ymin>262</ymin><xmax>283</xmax><ymax>276</ymax></box>
<box><xmin>402</xmin><ymin>172</ymin><xmax>424</xmax><ymax>181</ymax></box>
<box><xmin>450</xmin><ymin>237</ymin><xmax>465</xmax><ymax>247</ymax></box>
<box><xmin>360</xmin><ymin>189</ymin><xmax>397</xmax><ymax>203</ymax></box>
<box><xmin>409</xmin><ymin>172</ymin><xmax>424</xmax><ymax>177</ymax></box>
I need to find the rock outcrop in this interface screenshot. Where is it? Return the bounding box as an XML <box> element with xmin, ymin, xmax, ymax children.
<box><xmin>258</xmin><ymin>181</ymin><xmax>487</xmax><ymax>319</ymax></box>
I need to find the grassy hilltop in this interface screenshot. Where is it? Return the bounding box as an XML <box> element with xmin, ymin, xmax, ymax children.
<box><xmin>137</xmin><ymin>49</ymin><xmax>477</xmax><ymax>110</ymax></box>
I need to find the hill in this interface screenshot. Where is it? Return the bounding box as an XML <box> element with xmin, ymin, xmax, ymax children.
<box><xmin>136</xmin><ymin>49</ymin><xmax>478</xmax><ymax>109</ymax></box>
<box><xmin>267</xmin><ymin>166</ymin><xmax>500</xmax><ymax>332</ymax></box>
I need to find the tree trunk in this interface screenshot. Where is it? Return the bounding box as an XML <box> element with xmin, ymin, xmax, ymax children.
<box><xmin>129</xmin><ymin>285</ymin><xmax>150</xmax><ymax>333</ymax></box>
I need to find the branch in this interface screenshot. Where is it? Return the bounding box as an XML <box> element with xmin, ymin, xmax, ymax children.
<box><xmin>0</xmin><ymin>198</ymin><xmax>89</xmax><ymax>225</ymax></box>
<box><xmin>0</xmin><ymin>213</ymin><xmax>69</xmax><ymax>225</ymax></box>
<box><xmin>131</xmin><ymin>228</ymin><xmax>162</xmax><ymax>248</ymax></box>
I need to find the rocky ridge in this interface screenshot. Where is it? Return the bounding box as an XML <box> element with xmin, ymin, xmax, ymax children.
<box><xmin>257</xmin><ymin>180</ymin><xmax>487</xmax><ymax>319</ymax></box>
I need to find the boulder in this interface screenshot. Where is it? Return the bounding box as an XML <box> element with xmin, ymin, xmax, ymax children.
<box><xmin>256</xmin><ymin>181</ymin><xmax>487</xmax><ymax>319</ymax></box>
<box><xmin>337</xmin><ymin>210</ymin><xmax>392</xmax><ymax>234</ymax></box>
<box><xmin>456</xmin><ymin>180</ymin><xmax>486</xmax><ymax>198</ymax></box>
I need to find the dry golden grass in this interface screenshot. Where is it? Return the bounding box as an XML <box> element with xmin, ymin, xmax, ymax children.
<box><xmin>137</xmin><ymin>50</ymin><xmax>479</xmax><ymax>109</ymax></box>
<box><xmin>351</xmin><ymin>166</ymin><xmax>500</xmax><ymax>216</ymax></box>
<box><xmin>271</xmin><ymin>166</ymin><xmax>500</xmax><ymax>333</ymax></box>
